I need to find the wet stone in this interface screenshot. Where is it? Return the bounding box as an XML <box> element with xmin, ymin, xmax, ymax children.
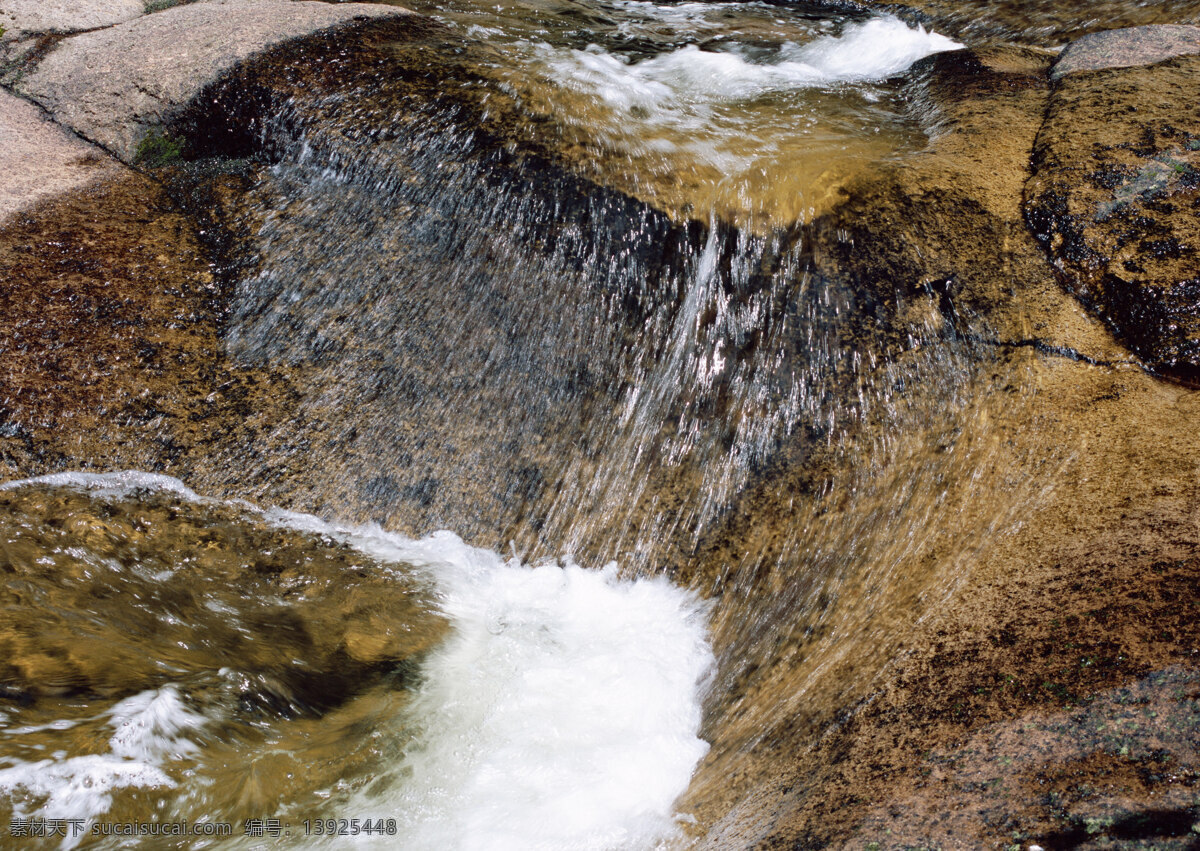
<box><xmin>1026</xmin><ymin>52</ymin><xmax>1200</xmax><ymax>380</ymax></box>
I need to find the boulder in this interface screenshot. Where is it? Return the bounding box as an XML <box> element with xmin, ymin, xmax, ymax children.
<box><xmin>1051</xmin><ymin>23</ymin><xmax>1200</xmax><ymax>79</ymax></box>
<box><xmin>1026</xmin><ymin>46</ymin><xmax>1200</xmax><ymax>380</ymax></box>
<box><xmin>0</xmin><ymin>0</ymin><xmax>144</xmax><ymax>41</ymax></box>
<box><xmin>863</xmin><ymin>0</ymin><xmax>1200</xmax><ymax>46</ymax></box>
<box><xmin>804</xmin><ymin>44</ymin><xmax>1125</xmax><ymax>361</ymax></box>
<box><xmin>0</xmin><ymin>88</ymin><xmax>124</xmax><ymax>224</ymax></box>
<box><xmin>14</xmin><ymin>0</ymin><xmax>411</xmax><ymax>161</ymax></box>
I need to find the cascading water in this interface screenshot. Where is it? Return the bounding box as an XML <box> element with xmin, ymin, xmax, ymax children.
<box><xmin>1</xmin><ymin>1</ymin><xmax>1054</xmax><ymax>847</ymax></box>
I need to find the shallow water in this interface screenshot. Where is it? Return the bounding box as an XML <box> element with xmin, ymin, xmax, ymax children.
<box><xmin>380</xmin><ymin>0</ymin><xmax>955</xmax><ymax>224</ymax></box>
<box><xmin>0</xmin><ymin>475</ymin><xmax>712</xmax><ymax>849</ymax></box>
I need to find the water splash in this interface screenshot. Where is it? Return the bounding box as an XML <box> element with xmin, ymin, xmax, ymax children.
<box><xmin>0</xmin><ymin>476</ymin><xmax>714</xmax><ymax>850</ymax></box>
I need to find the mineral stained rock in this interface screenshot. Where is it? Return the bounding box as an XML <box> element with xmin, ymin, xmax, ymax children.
<box><xmin>1027</xmin><ymin>37</ymin><xmax>1200</xmax><ymax>380</ymax></box>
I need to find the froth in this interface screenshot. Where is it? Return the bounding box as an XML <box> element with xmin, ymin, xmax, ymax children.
<box><xmin>384</xmin><ymin>543</ymin><xmax>713</xmax><ymax>850</ymax></box>
<box><xmin>269</xmin><ymin>525</ymin><xmax>715</xmax><ymax>850</ymax></box>
<box><xmin>542</xmin><ymin>15</ymin><xmax>961</xmax><ymax>108</ymax></box>
<box><xmin>0</xmin><ymin>687</ymin><xmax>206</xmax><ymax>829</ymax></box>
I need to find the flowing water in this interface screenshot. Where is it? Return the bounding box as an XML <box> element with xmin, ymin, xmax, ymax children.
<box><xmin>0</xmin><ymin>0</ymin><xmax>1163</xmax><ymax>847</ymax></box>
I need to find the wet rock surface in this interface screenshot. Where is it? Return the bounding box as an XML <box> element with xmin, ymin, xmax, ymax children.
<box><xmin>806</xmin><ymin>43</ymin><xmax>1127</xmax><ymax>360</ymax></box>
<box><xmin>13</xmin><ymin>0</ymin><xmax>411</xmax><ymax>160</ymax></box>
<box><xmin>1027</xmin><ymin>52</ymin><xmax>1200</xmax><ymax>381</ymax></box>
<box><xmin>0</xmin><ymin>482</ymin><xmax>446</xmax><ymax>709</ymax></box>
<box><xmin>686</xmin><ymin>37</ymin><xmax>1200</xmax><ymax>849</ymax></box>
<box><xmin>705</xmin><ymin>351</ymin><xmax>1200</xmax><ymax>848</ymax></box>
<box><xmin>2</xmin><ymin>3</ymin><xmax>1200</xmax><ymax>849</ymax></box>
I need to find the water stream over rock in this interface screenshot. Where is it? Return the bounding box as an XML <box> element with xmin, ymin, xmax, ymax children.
<box><xmin>3</xmin><ymin>0</ymin><xmax>1200</xmax><ymax>847</ymax></box>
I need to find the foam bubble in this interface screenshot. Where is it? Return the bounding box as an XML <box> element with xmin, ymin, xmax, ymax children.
<box><xmin>0</xmin><ymin>687</ymin><xmax>207</xmax><ymax>829</ymax></box>
<box><xmin>542</xmin><ymin>15</ymin><xmax>960</xmax><ymax>109</ymax></box>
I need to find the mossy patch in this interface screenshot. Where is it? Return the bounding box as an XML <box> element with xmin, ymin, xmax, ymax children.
<box><xmin>144</xmin><ymin>0</ymin><xmax>189</xmax><ymax>12</ymax></box>
<box><xmin>134</xmin><ymin>128</ymin><xmax>184</xmax><ymax>167</ymax></box>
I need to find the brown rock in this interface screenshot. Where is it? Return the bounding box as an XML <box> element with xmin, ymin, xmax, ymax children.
<box><xmin>0</xmin><ymin>483</ymin><xmax>448</xmax><ymax>706</ymax></box>
<box><xmin>1026</xmin><ymin>53</ymin><xmax>1200</xmax><ymax>380</ymax></box>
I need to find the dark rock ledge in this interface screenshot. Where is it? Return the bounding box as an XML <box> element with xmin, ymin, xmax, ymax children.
<box><xmin>1027</xmin><ymin>27</ymin><xmax>1200</xmax><ymax>383</ymax></box>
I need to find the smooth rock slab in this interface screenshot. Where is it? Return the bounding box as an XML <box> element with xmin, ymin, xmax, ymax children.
<box><xmin>1051</xmin><ymin>24</ymin><xmax>1200</xmax><ymax>79</ymax></box>
<box><xmin>0</xmin><ymin>0</ymin><xmax>144</xmax><ymax>40</ymax></box>
<box><xmin>16</xmin><ymin>0</ymin><xmax>410</xmax><ymax>161</ymax></box>
<box><xmin>0</xmin><ymin>88</ymin><xmax>124</xmax><ymax>224</ymax></box>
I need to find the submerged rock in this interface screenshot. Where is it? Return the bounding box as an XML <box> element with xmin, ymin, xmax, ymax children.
<box><xmin>14</xmin><ymin>0</ymin><xmax>411</xmax><ymax>161</ymax></box>
<box><xmin>0</xmin><ymin>481</ymin><xmax>447</xmax><ymax>709</ymax></box>
<box><xmin>1026</xmin><ymin>48</ymin><xmax>1200</xmax><ymax>380</ymax></box>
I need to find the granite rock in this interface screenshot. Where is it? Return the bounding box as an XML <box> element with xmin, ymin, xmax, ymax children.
<box><xmin>0</xmin><ymin>0</ymin><xmax>144</xmax><ymax>41</ymax></box>
<box><xmin>1051</xmin><ymin>23</ymin><xmax>1200</xmax><ymax>79</ymax></box>
<box><xmin>15</xmin><ymin>0</ymin><xmax>410</xmax><ymax>161</ymax></box>
<box><xmin>0</xmin><ymin>87</ymin><xmax>124</xmax><ymax>224</ymax></box>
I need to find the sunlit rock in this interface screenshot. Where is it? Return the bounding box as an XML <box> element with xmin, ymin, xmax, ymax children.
<box><xmin>0</xmin><ymin>88</ymin><xmax>124</xmax><ymax>225</ymax></box>
<box><xmin>0</xmin><ymin>0</ymin><xmax>143</xmax><ymax>41</ymax></box>
<box><xmin>1051</xmin><ymin>23</ymin><xmax>1200</xmax><ymax>78</ymax></box>
<box><xmin>1027</xmin><ymin>43</ymin><xmax>1200</xmax><ymax>380</ymax></box>
<box><xmin>14</xmin><ymin>0</ymin><xmax>411</xmax><ymax>161</ymax></box>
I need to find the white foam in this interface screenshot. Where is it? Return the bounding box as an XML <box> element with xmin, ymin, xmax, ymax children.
<box><xmin>107</xmin><ymin>687</ymin><xmax>207</xmax><ymax>763</ymax></box>
<box><xmin>0</xmin><ymin>687</ymin><xmax>207</xmax><ymax>831</ymax></box>
<box><xmin>782</xmin><ymin>15</ymin><xmax>961</xmax><ymax>82</ymax></box>
<box><xmin>265</xmin><ymin>523</ymin><xmax>715</xmax><ymax>851</ymax></box>
<box><xmin>542</xmin><ymin>15</ymin><xmax>960</xmax><ymax>109</ymax></box>
<box><xmin>0</xmin><ymin>470</ymin><xmax>201</xmax><ymax>501</ymax></box>
<box><xmin>0</xmin><ymin>475</ymin><xmax>714</xmax><ymax>848</ymax></box>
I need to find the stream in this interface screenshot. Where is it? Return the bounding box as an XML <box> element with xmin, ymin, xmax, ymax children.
<box><xmin>0</xmin><ymin>0</ymin><xmax>1177</xmax><ymax>847</ymax></box>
